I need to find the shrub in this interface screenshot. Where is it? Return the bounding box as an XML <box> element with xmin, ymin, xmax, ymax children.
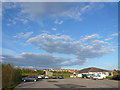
<box><xmin>2</xmin><ymin>64</ymin><xmax>22</xmax><ymax>90</ymax></box>
<box><xmin>113</xmin><ymin>70</ymin><xmax>120</xmax><ymax>75</ymax></box>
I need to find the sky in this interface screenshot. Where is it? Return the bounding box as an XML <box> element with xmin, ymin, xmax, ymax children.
<box><xmin>1</xmin><ymin>2</ymin><xmax>118</xmax><ymax>70</ymax></box>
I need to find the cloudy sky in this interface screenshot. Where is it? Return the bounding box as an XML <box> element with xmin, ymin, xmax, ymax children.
<box><xmin>1</xmin><ymin>2</ymin><xmax>118</xmax><ymax>70</ymax></box>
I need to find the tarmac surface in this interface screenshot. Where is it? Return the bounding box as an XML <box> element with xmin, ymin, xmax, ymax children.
<box><xmin>15</xmin><ymin>78</ymin><xmax>119</xmax><ymax>89</ymax></box>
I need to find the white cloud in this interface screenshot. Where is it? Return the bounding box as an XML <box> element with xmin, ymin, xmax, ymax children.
<box><xmin>104</xmin><ymin>38</ymin><xmax>113</xmax><ymax>41</ymax></box>
<box><xmin>41</xmin><ymin>30</ymin><xmax>49</xmax><ymax>33</ymax></box>
<box><xmin>3</xmin><ymin>2</ymin><xmax>30</xmax><ymax>26</ymax></box>
<box><xmin>1</xmin><ymin>53</ymin><xmax>71</xmax><ymax>69</ymax></box>
<box><xmin>2</xmin><ymin>2</ymin><xmax>18</xmax><ymax>9</ymax></box>
<box><xmin>92</xmin><ymin>40</ymin><xmax>108</xmax><ymax>45</ymax></box>
<box><xmin>27</xmin><ymin>33</ymin><xmax>72</xmax><ymax>42</ymax></box>
<box><xmin>27</xmin><ymin>33</ymin><xmax>114</xmax><ymax>65</ymax></box>
<box><xmin>54</xmin><ymin>19</ymin><xmax>64</xmax><ymax>24</ymax></box>
<box><xmin>7</xmin><ymin>19</ymin><xmax>17</xmax><ymax>25</ymax></box>
<box><xmin>19</xmin><ymin>18</ymin><xmax>28</xmax><ymax>24</ymax></box>
<box><xmin>51</xmin><ymin>27</ymin><xmax>57</xmax><ymax>31</ymax></box>
<box><xmin>13</xmin><ymin>32</ymin><xmax>33</xmax><ymax>38</ymax></box>
<box><xmin>111</xmin><ymin>33</ymin><xmax>118</xmax><ymax>36</ymax></box>
<box><xmin>0</xmin><ymin>48</ymin><xmax>17</xmax><ymax>55</ymax></box>
<box><xmin>3</xmin><ymin>2</ymin><xmax>105</xmax><ymax>27</ymax></box>
<box><xmin>81</xmin><ymin>34</ymin><xmax>100</xmax><ymax>42</ymax></box>
<box><xmin>20</xmin><ymin>2</ymin><xmax>102</xmax><ymax>21</ymax></box>
<box><xmin>2</xmin><ymin>33</ymin><xmax>115</xmax><ymax>69</ymax></box>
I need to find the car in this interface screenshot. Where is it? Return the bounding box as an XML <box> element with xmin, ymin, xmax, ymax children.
<box><xmin>51</xmin><ymin>75</ymin><xmax>57</xmax><ymax>79</ymax></box>
<box><xmin>82</xmin><ymin>74</ymin><xmax>87</xmax><ymax>78</ymax></box>
<box><xmin>38</xmin><ymin>75</ymin><xmax>43</xmax><ymax>79</ymax></box>
<box><xmin>45</xmin><ymin>75</ymin><xmax>49</xmax><ymax>79</ymax></box>
<box><xmin>22</xmin><ymin>75</ymin><xmax>38</xmax><ymax>82</ymax></box>
<box><xmin>58</xmin><ymin>75</ymin><xmax>64</xmax><ymax>79</ymax></box>
<box><xmin>112</xmin><ymin>75</ymin><xmax>120</xmax><ymax>80</ymax></box>
<box><xmin>86</xmin><ymin>74</ymin><xmax>94</xmax><ymax>79</ymax></box>
<box><xmin>92</xmin><ymin>75</ymin><xmax>104</xmax><ymax>80</ymax></box>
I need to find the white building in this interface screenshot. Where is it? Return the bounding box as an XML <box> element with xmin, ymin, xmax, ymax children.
<box><xmin>71</xmin><ymin>67</ymin><xmax>112</xmax><ymax>78</ymax></box>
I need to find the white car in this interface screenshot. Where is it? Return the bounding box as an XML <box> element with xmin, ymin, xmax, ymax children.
<box><xmin>45</xmin><ymin>76</ymin><xmax>49</xmax><ymax>79</ymax></box>
<box><xmin>92</xmin><ymin>75</ymin><xmax>105</xmax><ymax>80</ymax></box>
<box><xmin>87</xmin><ymin>74</ymin><xmax>94</xmax><ymax>78</ymax></box>
<box><xmin>38</xmin><ymin>75</ymin><xmax>43</xmax><ymax>79</ymax></box>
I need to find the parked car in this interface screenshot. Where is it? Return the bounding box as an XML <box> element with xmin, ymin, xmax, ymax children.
<box><xmin>82</xmin><ymin>74</ymin><xmax>87</xmax><ymax>78</ymax></box>
<box><xmin>86</xmin><ymin>74</ymin><xmax>94</xmax><ymax>79</ymax></box>
<box><xmin>112</xmin><ymin>75</ymin><xmax>120</xmax><ymax>80</ymax></box>
<box><xmin>38</xmin><ymin>75</ymin><xmax>43</xmax><ymax>79</ymax></box>
<box><xmin>22</xmin><ymin>75</ymin><xmax>38</xmax><ymax>82</ymax></box>
<box><xmin>45</xmin><ymin>75</ymin><xmax>49</xmax><ymax>79</ymax></box>
<box><xmin>92</xmin><ymin>75</ymin><xmax>105</xmax><ymax>80</ymax></box>
<box><xmin>58</xmin><ymin>75</ymin><xmax>64</xmax><ymax>79</ymax></box>
<box><xmin>51</xmin><ymin>75</ymin><xmax>57</xmax><ymax>79</ymax></box>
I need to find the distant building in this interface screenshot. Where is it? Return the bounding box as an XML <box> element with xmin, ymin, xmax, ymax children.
<box><xmin>70</xmin><ymin>67</ymin><xmax>112</xmax><ymax>78</ymax></box>
<box><xmin>38</xmin><ymin>69</ymin><xmax>79</xmax><ymax>72</ymax></box>
<box><xmin>45</xmin><ymin>71</ymin><xmax>53</xmax><ymax>77</ymax></box>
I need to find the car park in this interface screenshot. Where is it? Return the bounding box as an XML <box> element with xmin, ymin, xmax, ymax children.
<box><xmin>58</xmin><ymin>75</ymin><xmax>64</xmax><ymax>79</ymax></box>
<box><xmin>22</xmin><ymin>75</ymin><xmax>38</xmax><ymax>82</ymax></box>
<box><xmin>112</xmin><ymin>75</ymin><xmax>120</xmax><ymax>80</ymax></box>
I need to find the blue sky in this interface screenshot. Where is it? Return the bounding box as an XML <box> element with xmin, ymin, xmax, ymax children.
<box><xmin>1</xmin><ymin>2</ymin><xmax>118</xmax><ymax>70</ymax></box>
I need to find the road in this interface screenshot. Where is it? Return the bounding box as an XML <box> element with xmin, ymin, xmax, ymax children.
<box><xmin>15</xmin><ymin>78</ymin><xmax>119</xmax><ymax>89</ymax></box>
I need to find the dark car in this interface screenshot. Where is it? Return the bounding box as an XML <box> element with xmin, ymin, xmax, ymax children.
<box><xmin>51</xmin><ymin>75</ymin><xmax>57</xmax><ymax>79</ymax></box>
<box><xmin>82</xmin><ymin>74</ymin><xmax>87</xmax><ymax>78</ymax></box>
<box><xmin>112</xmin><ymin>75</ymin><xmax>120</xmax><ymax>80</ymax></box>
<box><xmin>22</xmin><ymin>75</ymin><xmax>38</xmax><ymax>82</ymax></box>
<box><xmin>58</xmin><ymin>75</ymin><xmax>64</xmax><ymax>79</ymax></box>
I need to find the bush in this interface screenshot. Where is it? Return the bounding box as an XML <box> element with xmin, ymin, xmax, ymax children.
<box><xmin>2</xmin><ymin>64</ymin><xmax>22</xmax><ymax>90</ymax></box>
<box><xmin>113</xmin><ymin>70</ymin><xmax>120</xmax><ymax>75</ymax></box>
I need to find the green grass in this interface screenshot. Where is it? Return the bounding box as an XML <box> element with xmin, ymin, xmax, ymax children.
<box><xmin>22</xmin><ymin>71</ymin><xmax>72</xmax><ymax>78</ymax></box>
<box><xmin>106</xmin><ymin>76</ymin><xmax>113</xmax><ymax>79</ymax></box>
<box><xmin>51</xmin><ymin>71</ymin><xmax>72</xmax><ymax>78</ymax></box>
<box><xmin>22</xmin><ymin>73</ymin><xmax>40</xmax><ymax>77</ymax></box>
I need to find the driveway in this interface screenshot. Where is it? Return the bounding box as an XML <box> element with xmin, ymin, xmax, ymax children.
<box><xmin>15</xmin><ymin>78</ymin><xmax>119</xmax><ymax>89</ymax></box>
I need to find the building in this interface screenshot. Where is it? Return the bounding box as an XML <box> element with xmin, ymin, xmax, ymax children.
<box><xmin>40</xmin><ymin>69</ymin><xmax>79</xmax><ymax>72</ymax></box>
<box><xmin>45</xmin><ymin>71</ymin><xmax>53</xmax><ymax>77</ymax></box>
<box><xmin>71</xmin><ymin>67</ymin><xmax>112</xmax><ymax>78</ymax></box>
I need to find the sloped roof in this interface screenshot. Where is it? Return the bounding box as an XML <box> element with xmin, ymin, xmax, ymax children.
<box><xmin>77</xmin><ymin>67</ymin><xmax>111</xmax><ymax>73</ymax></box>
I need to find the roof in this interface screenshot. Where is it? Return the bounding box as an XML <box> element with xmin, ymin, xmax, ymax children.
<box><xmin>77</xmin><ymin>67</ymin><xmax>111</xmax><ymax>73</ymax></box>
